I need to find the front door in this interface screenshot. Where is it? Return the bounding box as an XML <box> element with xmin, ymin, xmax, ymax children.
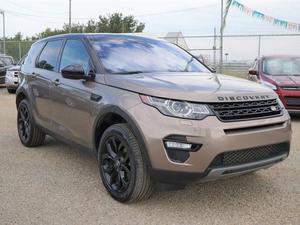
<box><xmin>49</xmin><ymin>39</ymin><xmax>95</xmax><ymax>148</ymax></box>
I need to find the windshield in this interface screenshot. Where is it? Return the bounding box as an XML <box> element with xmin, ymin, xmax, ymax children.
<box><xmin>90</xmin><ymin>37</ymin><xmax>210</xmax><ymax>74</ymax></box>
<box><xmin>263</xmin><ymin>57</ymin><xmax>300</xmax><ymax>76</ymax></box>
<box><xmin>0</xmin><ymin>57</ymin><xmax>13</xmax><ymax>66</ymax></box>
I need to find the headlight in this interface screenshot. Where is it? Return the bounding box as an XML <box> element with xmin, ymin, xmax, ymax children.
<box><xmin>140</xmin><ymin>95</ymin><xmax>213</xmax><ymax>120</ymax></box>
<box><xmin>260</xmin><ymin>80</ymin><xmax>277</xmax><ymax>90</ymax></box>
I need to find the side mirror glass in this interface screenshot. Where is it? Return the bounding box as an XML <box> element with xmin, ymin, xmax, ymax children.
<box><xmin>61</xmin><ymin>65</ymin><xmax>86</xmax><ymax>80</ymax></box>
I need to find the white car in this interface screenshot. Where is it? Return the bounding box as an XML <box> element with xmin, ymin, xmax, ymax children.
<box><xmin>5</xmin><ymin>56</ymin><xmax>25</xmax><ymax>93</ymax></box>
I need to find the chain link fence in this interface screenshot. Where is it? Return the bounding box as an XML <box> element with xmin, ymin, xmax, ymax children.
<box><xmin>0</xmin><ymin>40</ymin><xmax>34</xmax><ymax>62</ymax></box>
<box><xmin>164</xmin><ymin>33</ymin><xmax>300</xmax><ymax>78</ymax></box>
<box><xmin>1</xmin><ymin>33</ymin><xmax>299</xmax><ymax>77</ymax></box>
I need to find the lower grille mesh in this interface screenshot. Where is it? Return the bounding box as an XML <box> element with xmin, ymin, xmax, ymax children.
<box><xmin>209</xmin><ymin>142</ymin><xmax>289</xmax><ymax>168</ymax></box>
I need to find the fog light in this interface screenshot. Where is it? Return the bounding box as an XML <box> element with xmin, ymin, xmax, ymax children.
<box><xmin>165</xmin><ymin>141</ymin><xmax>192</xmax><ymax>150</ymax></box>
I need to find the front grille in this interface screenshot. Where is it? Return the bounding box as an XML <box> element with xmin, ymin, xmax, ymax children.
<box><xmin>285</xmin><ymin>97</ymin><xmax>300</xmax><ymax>107</ymax></box>
<box><xmin>209</xmin><ymin>142</ymin><xmax>289</xmax><ymax>168</ymax></box>
<box><xmin>210</xmin><ymin>99</ymin><xmax>282</xmax><ymax>122</ymax></box>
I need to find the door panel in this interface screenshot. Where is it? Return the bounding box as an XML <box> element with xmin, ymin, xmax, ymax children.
<box><xmin>50</xmin><ymin>79</ymin><xmax>96</xmax><ymax>148</ymax></box>
<box><xmin>29</xmin><ymin>68</ymin><xmax>55</xmax><ymax>130</ymax></box>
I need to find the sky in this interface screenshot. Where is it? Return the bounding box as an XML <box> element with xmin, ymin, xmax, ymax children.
<box><xmin>0</xmin><ymin>0</ymin><xmax>299</xmax><ymax>37</ymax></box>
<box><xmin>0</xmin><ymin>0</ymin><xmax>299</xmax><ymax>61</ymax></box>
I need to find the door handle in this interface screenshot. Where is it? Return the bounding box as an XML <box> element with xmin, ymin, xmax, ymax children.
<box><xmin>51</xmin><ymin>79</ymin><xmax>61</xmax><ymax>86</ymax></box>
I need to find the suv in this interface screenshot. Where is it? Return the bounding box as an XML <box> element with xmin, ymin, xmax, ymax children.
<box><xmin>0</xmin><ymin>55</ymin><xmax>14</xmax><ymax>84</ymax></box>
<box><xmin>248</xmin><ymin>55</ymin><xmax>300</xmax><ymax>113</ymax></box>
<box><xmin>17</xmin><ymin>34</ymin><xmax>291</xmax><ymax>202</ymax></box>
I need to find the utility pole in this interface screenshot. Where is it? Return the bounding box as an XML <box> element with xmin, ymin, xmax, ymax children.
<box><xmin>0</xmin><ymin>9</ymin><xmax>5</xmax><ymax>55</ymax></box>
<box><xmin>69</xmin><ymin>0</ymin><xmax>72</xmax><ymax>33</ymax></box>
<box><xmin>220</xmin><ymin>0</ymin><xmax>224</xmax><ymax>74</ymax></box>
<box><xmin>258</xmin><ymin>35</ymin><xmax>261</xmax><ymax>57</ymax></box>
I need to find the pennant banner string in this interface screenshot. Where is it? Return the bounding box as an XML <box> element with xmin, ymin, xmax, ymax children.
<box><xmin>231</xmin><ymin>0</ymin><xmax>300</xmax><ymax>31</ymax></box>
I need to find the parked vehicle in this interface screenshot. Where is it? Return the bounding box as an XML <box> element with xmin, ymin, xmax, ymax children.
<box><xmin>5</xmin><ymin>56</ymin><xmax>26</xmax><ymax>93</ymax></box>
<box><xmin>0</xmin><ymin>55</ymin><xmax>14</xmax><ymax>84</ymax></box>
<box><xmin>248</xmin><ymin>55</ymin><xmax>300</xmax><ymax>113</ymax></box>
<box><xmin>17</xmin><ymin>34</ymin><xmax>291</xmax><ymax>202</ymax></box>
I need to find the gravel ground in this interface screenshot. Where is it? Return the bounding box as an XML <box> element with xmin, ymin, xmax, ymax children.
<box><xmin>0</xmin><ymin>86</ymin><xmax>299</xmax><ymax>225</ymax></box>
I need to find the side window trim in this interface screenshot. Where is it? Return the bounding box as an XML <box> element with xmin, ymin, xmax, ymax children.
<box><xmin>35</xmin><ymin>38</ymin><xmax>64</xmax><ymax>72</ymax></box>
<box><xmin>58</xmin><ymin>38</ymin><xmax>95</xmax><ymax>74</ymax></box>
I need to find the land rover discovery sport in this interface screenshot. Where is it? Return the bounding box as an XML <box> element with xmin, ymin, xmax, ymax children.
<box><xmin>16</xmin><ymin>34</ymin><xmax>291</xmax><ymax>202</ymax></box>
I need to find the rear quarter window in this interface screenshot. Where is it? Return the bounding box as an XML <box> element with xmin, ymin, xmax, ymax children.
<box><xmin>36</xmin><ymin>40</ymin><xmax>63</xmax><ymax>71</ymax></box>
<box><xmin>24</xmin><ymin>41</ymin><xmax>45</xmax><ymax>67</ymax></box>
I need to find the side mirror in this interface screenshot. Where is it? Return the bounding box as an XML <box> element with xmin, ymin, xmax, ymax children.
<box><xmin>61</xmin><ymin>65</ymin><xmax>86</xmax><ymax>80</ymax></box>
<box><xmin>248</xmin><ymin>69</ymin><xmax>258</xmax><ymax>76</ymax></box>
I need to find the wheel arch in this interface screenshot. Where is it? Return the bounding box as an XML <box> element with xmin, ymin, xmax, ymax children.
<box><xmin>16</xmin><ymin>88</ymin><xmax>28</xmax><ymax>109</ymax></box>
<box><xmin>93</xmin><ymin>106</ymin><xmax>152</xmax><ymax>168</ymax></box>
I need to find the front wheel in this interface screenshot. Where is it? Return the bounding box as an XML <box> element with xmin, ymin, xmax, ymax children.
<box><xmin>98</xmin><ymin>123</ymin><xmax>154</xmax><ymax>202</ymax></box>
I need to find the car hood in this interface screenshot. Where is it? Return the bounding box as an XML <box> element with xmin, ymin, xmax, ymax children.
<box><xmin>105</xmin><ymin>72</ymin><xmax>277</xmax><ymax>102</ymax></box>
<box><xmin>266</xmin><ymin>75</ymin><xmax>300</xmax><ymax>87</ymax></box>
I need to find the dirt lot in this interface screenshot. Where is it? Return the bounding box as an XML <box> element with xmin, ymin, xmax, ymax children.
<box><xmin>0</xmin><ymin>86</ymin><xmax>299</xmax><ymax>225</ymax></box>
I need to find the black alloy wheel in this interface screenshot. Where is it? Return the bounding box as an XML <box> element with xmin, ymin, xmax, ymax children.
<box><xmin>98</xmin><ymin>123</ymin><xmax>154</xmax><ymax>202</ymax></box>
<box><xmin>101</xmin><ymin>135</ymin><xmax>131</xmax><ymax>193</ymax></box>
<box><xmin>18</xmin><ymin>103</ymin><xmax>31</xmax><ymax>143</ymax></box>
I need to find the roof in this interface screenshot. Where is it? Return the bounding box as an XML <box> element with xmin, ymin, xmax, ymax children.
<box><xmin>36</xmin><ymin>33</ymin><xmax>165</xmax><ymax>43</ymax></box>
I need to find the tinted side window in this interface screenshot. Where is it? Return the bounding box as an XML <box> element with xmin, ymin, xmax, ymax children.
<box><xmin>24</xmin><ymin>41</ymin><xmax>45</xmax><ymax>67</ymax></box>
<box><xmin>37</xmin><ymin>40</ymin><xmax>63</xmax><ymax>71</ymax></box>
<box><xmin>60</xmin><ymin>39</ymin><xmax>90</xmax><ymax>73</ymax></box>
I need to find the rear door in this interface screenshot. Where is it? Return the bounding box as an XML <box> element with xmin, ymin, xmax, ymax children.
<box><xmin>49</xmin><ymin>38</ymin><xmax>95</xmax><ymax>148</ymax></box>
<box><xmin>22</xmin><ymin>40</ymin><xmax>63</xmax><ymax>130</ymax></box>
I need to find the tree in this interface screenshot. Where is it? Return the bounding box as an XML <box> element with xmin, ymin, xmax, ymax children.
<box><xmin>95</xmin><ymin>13</ymin><xmax>145</xmax><ymax>33</ymax></box>
<box><xmin>5</xmin><ymin>13</ymin><xmax>145</xmax><ymax>60</ymax></box>
<box><xmin>34</xmin><ymin>13</ymin><xmax>145</xmax><ymax>39</ymax></box>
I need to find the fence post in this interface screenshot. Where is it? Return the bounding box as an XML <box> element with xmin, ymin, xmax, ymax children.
<box><xmin>213</xmin><ymin>28</ymin><xmax>217</xmax><ymax>69</ymax></box>
<box><xmin>18</xmin><ymin>41</ymin><xmax>22</xmax><ymax>60</ymax></box>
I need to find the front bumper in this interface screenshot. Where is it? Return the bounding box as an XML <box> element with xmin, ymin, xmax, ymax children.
<box><xmin>128</xmin><ymin>103</ymin><xmax>291</xmax><ymax>183</ymax></box>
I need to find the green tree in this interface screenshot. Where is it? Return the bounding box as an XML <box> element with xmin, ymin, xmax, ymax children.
<box><xmin>95</xmin><ymin>13</ymin><xmax>145</xmax><ymax>33</ymax></box>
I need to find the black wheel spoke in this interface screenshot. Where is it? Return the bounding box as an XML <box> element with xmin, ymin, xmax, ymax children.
<box><xmin>18</xmin><ymin>104</ymin><xmax>31</xmax><ymax>142</ymax></box>
<box><xmin>101</xmin><ymin>135</ymin><xmax>132</xmax><ymax>193</ymax></box>
<box><xmin>106</xmin><ymin>142</ymin><xmax>117</xmax><ymax>159</ymax></box>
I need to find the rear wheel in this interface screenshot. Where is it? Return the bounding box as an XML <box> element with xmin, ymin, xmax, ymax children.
<box><xmin>17</xmin><ymin>99</ymin><xmax>46</xmax><ymax>147</ymax></box>
<box><xmin>98</xmin><ymin>123</ymin><xmax>154</xmax><ymax>202</ymax></box>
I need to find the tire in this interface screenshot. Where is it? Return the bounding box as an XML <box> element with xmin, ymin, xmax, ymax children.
<box><xmin>17</xmin><ymin>99</ymin><xmax>46</xmax><ymax>147</ymax></box>
<box><xmin>98</xmin><ymin>123</ymin><xmax>154</xmax><ymax>202</ymax></box>
<box><xmin>7</xmin><ymin>88</ymin><xmax>16</xmax><ymax>94</ymax></box>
